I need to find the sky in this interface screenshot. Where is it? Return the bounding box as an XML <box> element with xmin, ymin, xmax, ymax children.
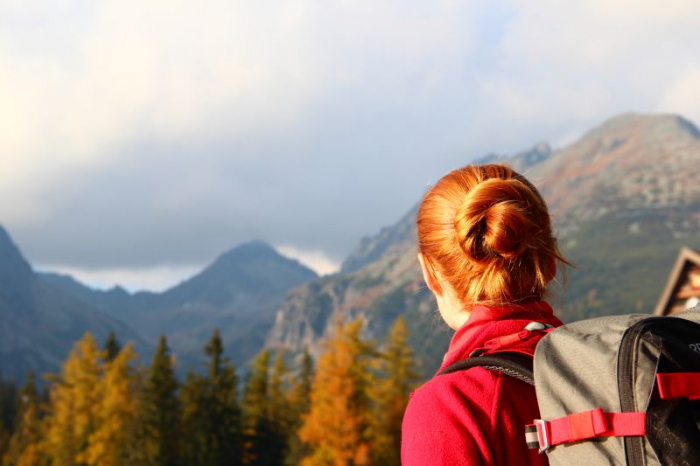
<box><xmin>2</xmin><ymin>0</ymin><xmax>700</xmax><ymax>291</ymax></box>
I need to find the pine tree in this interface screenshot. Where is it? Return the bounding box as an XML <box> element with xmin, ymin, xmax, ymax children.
<box><xmin>0</xmin><ymin>426</ymin><xmax>7</xmax><ymax>465</ymax></box>
<box><xmin>205</xmin><ymin>328</ymin><xmax>241</xmax><ymax>466</ymax></box>
<box><xmin>298</xmin><ymin>319</ymin><xmax>376</xmax><ymax>466</ymax></box>
<box><xmin>2</xmin><ymin>373</ymin><xmax>45</xmax><ymax>466</ymax></box>
<box><xmin>180</xmin><ymin>370</ymin><xmax>207</xmax><ymax>465</ymax></box>
<box><xmin>292</xmin><ymin>347</ymin><xmax>313</xmax><ymax>417</ymax></box>
<box><xmin>0</xmin><ymin>374</ymin><xmax>18</xmax><ymax>463</ymax></box>
<box><xmin>80</xmin><ymin>343</ymin><xmax>141</xmax><ymax>466</ymax></box>
<box><xmin>371</xmin><ymin>316</ymin><xmax>420</xmax><ymax>466</ymax></box>
<box><xmin>142</xmin><ymin>335</ymin><xmax>182</xmax><ymax>466</ymax></box>
<box><xmin>285</xmin><ymin>347</ymin><xmax>313</xmax><ymax>466</ymax></box>
<box><xmin>182</xmin><ymin>329</ymin><xmax>241</xmax><ymax>466</ymax></box>
<box><xmin>268</xmin><ymin>352</ymin><xmax>291</xmax><ymax>465</ymax></box>
<box><xmin>43</xmin><ymin>332</ymin><xmax>103</xmax><ymax>465</ymax></box>
<box><xmin>103</xmin><ymin>331</ymin><xmax>121</xmax><ymax>363</ymax></box>
<box><xmin>241</xmin><ymin>349</ymin><xmax>270</xmax><ymax>465</ymax></box>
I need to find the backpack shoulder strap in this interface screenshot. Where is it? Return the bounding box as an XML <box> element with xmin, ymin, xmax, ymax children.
<box><xmin>438</xmin><ymin>353</ymin><xmax>535</xmax><ymax>386</ymax></box>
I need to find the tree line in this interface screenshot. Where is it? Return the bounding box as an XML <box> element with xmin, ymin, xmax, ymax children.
<box><xmin>0</xmin><ymin>317</ymin><xmax>419</xmax><ymax>466</ymax></box>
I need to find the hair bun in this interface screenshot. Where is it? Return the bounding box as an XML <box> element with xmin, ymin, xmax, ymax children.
<box><xmin>454</xmin><ymin>178</ymin><xmax>543</xmax><ymax>266</ymax></box>
<box><xmin>418</xmin><ymin>163</ymin><xmax>568</xmax><ymax>305</ymax></box>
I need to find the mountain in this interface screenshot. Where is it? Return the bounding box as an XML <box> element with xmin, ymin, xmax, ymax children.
<box><xmin>340</xmin><ymin>206</ymin><xmax>418</xmax><ymax>274</ymax></box>
<box><xmin>6</xmin><ymin>112</ymin><xmax>699</xmax><ymax>380</ymax></box>
<box><xmin>39</xmin><ymin>272</ymin><xmax>135</xmax><ymax>317</ymax></box>
<box><xmin>526</xmin><ymin>113</ymin><xmax>700</xmax><ymax>224</ymax></box>
<box><xmin>266</xmin><ymin>230</ymin><xmax>439</xmax><ymax>367</ymax></box>
<box><xmin>43</xmin><ymin>241</ymin><xmax>318</xmax><ymax>370</ymax></box>
<box><xmin>266</xmin><ymin>113</ymin><xmax>700</xmax><ymax>377</ymax></box>
<box><xmin>0</xmin><ymin>226</ymin><xmax>146</xmax><ymax>382</ymax></box>
<box><xmin>525</xmin><ymin>113</ymin><xmax>700</xmax><ymax>320</ymax></box>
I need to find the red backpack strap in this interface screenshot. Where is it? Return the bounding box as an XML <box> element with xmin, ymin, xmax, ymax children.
<box><xmin>656</xmin><ymin>372</ymin><xmax>700</xmax><ymax>400</ymax></box>
<box><xmin>525</xmin><ymin>408</ymin><xmax>646</xmax><ymax>453</ymax></box>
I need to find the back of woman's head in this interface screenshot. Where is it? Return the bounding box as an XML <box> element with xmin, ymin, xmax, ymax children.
<box><xmin>417</xmin><ymin>164</ymin><xmax>569</xmax><ymax>306</ymax></box>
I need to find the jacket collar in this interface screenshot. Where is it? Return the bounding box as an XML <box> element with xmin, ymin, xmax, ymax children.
<box><xmin>439</xmin><ymin>301</ymin><xmax>562</xmax><ymax>373</ymax></box>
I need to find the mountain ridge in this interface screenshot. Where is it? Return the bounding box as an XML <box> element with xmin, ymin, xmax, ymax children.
<box><xmin>265</xmin><ymin>112</ymin><xmax>700</xmax><ymax>376</ymax></box>
<box><xmin>0</xmin><ymin>226</ymin><xmax>147</xmax><ymax>383</ymax></box>
<box><xmin>3</xmin><ymin>112</ymin><xmax>698</xmax><ymax>380</ymax></box>
<box><xmin>40</xmin><ymin>239</ymin><xmax>318</xmax><ymax>372</ymax></box>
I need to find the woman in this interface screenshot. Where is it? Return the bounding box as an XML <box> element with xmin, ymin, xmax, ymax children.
<box><xmin>401</xmin><ymin>164</ymin><xmax>570</xmax><ymax>465</ymax></box>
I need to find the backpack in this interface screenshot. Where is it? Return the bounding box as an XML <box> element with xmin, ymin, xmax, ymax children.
<box><xmin>439</xmin><ymin>307</ymin><xmax>700</xmax><ymax>466</ymax></box>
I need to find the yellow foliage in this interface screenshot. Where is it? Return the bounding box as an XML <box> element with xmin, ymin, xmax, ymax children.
<box><xmin>79</xmin><ymin>343</ymin><xmax>139</xmax><ymax>466</ymax></box>
<box><xmin>298</xmin><ymin>319</ymin><xmax>373</xmax><ymax>466</ymax></box>
<box><xmin>369</xmin><ymin>316</ymin><xmax>419</xmax><ymax>466</ymax></box>
<box><xmin>14</xmin><ymin>443</ymin><xmax>41</xmax><ymax>466</ymax></box>
<box><xmin>43</xmin><ymin>332</ymin><xmax>104</xmax><ymax>465</ymax></box>
<box><xmin>4</xmin><ymin>402</ymin><xmax>44</xmax><ymax>466</ymax></box>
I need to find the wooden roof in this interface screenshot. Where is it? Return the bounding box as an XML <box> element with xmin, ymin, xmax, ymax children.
<box><xmin>654</xmin><ymin>247</ymin><xmax>700</xmax><ymax>316</ymax></box>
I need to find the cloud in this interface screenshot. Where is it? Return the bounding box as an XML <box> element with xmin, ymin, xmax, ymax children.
<box><xmin>467</xmin><ymin>0</ymin><xmax>700</xmax><ymax>149</ymax></box>
<box><xmin>660</xmin><ymin>66</ymin><xmax>700</xmax><ymax>125</ymax></box>
<box><xmin>39</xmin><ymin>263</ymin><xmax>202</xmax><ymax>293</ymax></box>
<box><xmin>2</xmin><ymin>0</ymin><xmax>700</xmax><ymax>290</ymax></box>
<box><xmin>276</xmin><ymin>244</ymin><xmax>341</xmax><ymax>276</ymax></box>
<box><xmin>2</xmin><ymin>0</ymin><xmax>481</xmax><ymax>270</ymax></box>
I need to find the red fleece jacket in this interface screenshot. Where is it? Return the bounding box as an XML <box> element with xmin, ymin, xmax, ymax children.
<box><xmin>401</xmin><ymin>301</ymin><xmax>562</xmax><ymax>466</ymax></box>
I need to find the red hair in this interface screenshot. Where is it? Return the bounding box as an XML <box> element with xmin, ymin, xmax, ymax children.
<box><xmin>417</xmin><ymin>164</ymin><xmax>569</xmax><ymax>306</ymax></box>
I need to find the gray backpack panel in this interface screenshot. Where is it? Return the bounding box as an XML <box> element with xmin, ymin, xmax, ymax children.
<box><xmin>533</xmin><ymin>308</ymin><xmax>700</xmax><ymax>466</ymax></box>
<box><xmin>533</xmin><ymin>314</ymin><xmax>649</xmax><ymax>465</ymax></box>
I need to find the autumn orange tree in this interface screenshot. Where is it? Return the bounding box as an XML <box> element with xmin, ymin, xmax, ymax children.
<box><xmin>43</xmin><ymin>332</ymin><xmax>103</xmax><ymax>465</ymax></box>
<box><xmin>298</xmin><ymin>318</ymin><xmax>376</xmax><ymax>466</ymax></box>
<box><xmin>0</xmin><ymin>317</ymin><xmax>418</xmax><ymax>466</ymax></box>
<box><xmin>80</xmin><ymin>343</ymin><xmax>142</xmax><ymax>466</ymax></box>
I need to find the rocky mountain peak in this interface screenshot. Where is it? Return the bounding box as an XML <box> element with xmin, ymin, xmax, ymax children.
<box><xmin>586</xmin><ymin>112</ymin><xmax>700</xmax><ymax>141</ymax></box>
<box><xmin>201</xmin><ymin>240</ymin><xmax>317</xmax><ymax>285</ymax></box>
<box><xmin>266</xmin><ymin>112</ymin><xmax>700</xmax><ymax>377</ymax></box>
<box><xmin>525</xmin><ymin>113</ymin><xmax>700</xmax><ymax>225</ymax></box>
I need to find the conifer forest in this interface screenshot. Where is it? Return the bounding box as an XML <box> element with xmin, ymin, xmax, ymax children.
<box><xmin>0</xmin><ymin>317</ymin><xmax>418</xmax><ymax>466</ymax></box>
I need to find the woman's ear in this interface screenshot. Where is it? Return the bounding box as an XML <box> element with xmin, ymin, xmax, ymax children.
<box><xmin>418</xmin><ymin>253</ymin><xmax>443</xmax><ymax>296</ymax></box>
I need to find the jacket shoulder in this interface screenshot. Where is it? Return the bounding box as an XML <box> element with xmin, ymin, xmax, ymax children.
<box><xmin>401</xmin><ymin>368</ymin><xmax>502</xmax><ymax>466</ymax></box>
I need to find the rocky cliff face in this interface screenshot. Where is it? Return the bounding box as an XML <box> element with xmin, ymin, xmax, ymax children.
<box><xmin>266</xmin><ymin>220</ymin><xmax>449</xmax><ymax>374</ymax></box>
<box><xmin>266</xmin><ymin>113</ymin><xmax>700</xmax><ymax>377</ymax></box>
<box><xmin>530</xmin><ymin>113</ymin><xmax>700</xmax><ymax>228</ymax></box>
<box><xmin>339</xmin><ymin>206</ymin><xmax>417</xmax><ymax>274</ymax></box>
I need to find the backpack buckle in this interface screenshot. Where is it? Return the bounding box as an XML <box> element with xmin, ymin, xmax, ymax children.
<box><xmin>534</xmin><ymin>419</ymin><xmax>550</xmax><ymax>453</ymax></box>
<box><xmin>524</xmin><ymin>321</ymin><xmax>554</xmax><ymax>332</ymax></box>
